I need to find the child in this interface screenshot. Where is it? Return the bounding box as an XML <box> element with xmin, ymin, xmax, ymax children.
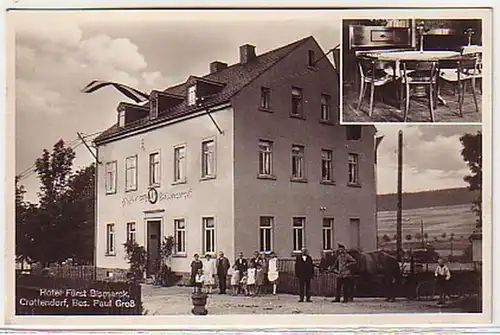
<box><xmin>230</xmin><ymin>264</ymin><xmax>240</xmax><ymax>296</ymax></box>
<box><xmin>240</xmin><ymin>271</ymin><xmax>249</xmax><ymax>296</ymax></box>
<box><xmin>247</xmin><ymin>262</ymin><xmax>257</xmax><ymax>296</ymax></box>
<box><xmin>434</xmin><ymin>257</ymin><xmax>451</xmax><ymax>305</ymax></box>
<box><xmin>267</xmin><ymin>251</ymin><xmax>279</xmax><ymax>295</ymax></box>
<box><xmin>194</xmin><ymin>269</ymin><xmax>204</xmax><ymax>294</ymax></box>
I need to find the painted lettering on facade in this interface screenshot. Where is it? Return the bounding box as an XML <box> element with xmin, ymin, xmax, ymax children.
<box><xmin>121</xmin><ymin>189</ymin><xmax>193</xmax><ymax>207</ymax></box>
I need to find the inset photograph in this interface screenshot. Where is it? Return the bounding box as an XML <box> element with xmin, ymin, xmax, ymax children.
<box><xmin>341</xmin><ymin>19</ymin><xmax>483</xmax><ymax>123</ymax></box>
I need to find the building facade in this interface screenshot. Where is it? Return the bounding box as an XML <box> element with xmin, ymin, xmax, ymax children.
<box><xmin>94</xmin><ymin>36</ymin><xmax>378</xmax><ymax>278</ymax></box>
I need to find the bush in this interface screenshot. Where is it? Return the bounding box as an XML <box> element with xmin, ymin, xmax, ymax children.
<box><xmin>123</xmin><ymin>240</ymin><xmax>147</xmax><ymax>283</ymax></box>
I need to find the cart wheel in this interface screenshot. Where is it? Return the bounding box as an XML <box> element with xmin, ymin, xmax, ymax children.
<box><xmin>416</xmin><ymin>281</ymin><xmax>436</xmax><ymax>301</ymax></box>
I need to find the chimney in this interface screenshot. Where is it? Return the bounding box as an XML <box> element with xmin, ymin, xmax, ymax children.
<box><xmin>239</xmin><ymin>44</ymin><xmax>256</xmax><ymax>64</ymax></box>
<box><xmin>210</xmin><ymin>61</ymin><xmax>228</xmax><ymax>74</ymax></box>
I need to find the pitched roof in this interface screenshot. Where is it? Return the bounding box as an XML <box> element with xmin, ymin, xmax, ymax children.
<box><xmin>94</xmin><ymin>36</ymin><xmax>313</xmax><ymax>144</ymax></box>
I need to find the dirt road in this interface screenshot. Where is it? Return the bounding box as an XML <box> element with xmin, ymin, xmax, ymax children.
<box><xmin>142</xmin><ymin>285</ymin><xmax>464</xmax><ymax>315</ymax></box>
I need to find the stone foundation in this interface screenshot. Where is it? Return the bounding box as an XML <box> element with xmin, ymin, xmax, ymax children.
<box><xmin>96</xmin><ymin>267</ymin><xmax>129</xmax><ymax>282</ymax></box>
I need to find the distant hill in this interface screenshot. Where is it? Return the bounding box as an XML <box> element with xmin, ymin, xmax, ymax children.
<box><xmin>377</xmin><ymin>187</ymin><xmax>478</xmax><ymax>212</ymax></box>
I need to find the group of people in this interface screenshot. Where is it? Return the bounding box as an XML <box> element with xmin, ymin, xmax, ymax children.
<box><xmin>295</xmin><ymin>245</ymin><xmax>356</xmax><ymax>303</ymax></box>
<box><xmin>190</xmin><ymin>250</ymin><xmax>280</xmax><ymax>296</ymax></box>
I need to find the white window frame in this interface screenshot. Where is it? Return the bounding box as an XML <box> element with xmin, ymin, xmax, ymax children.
<box><xmin>202</xmin><ymin>217</ymin><xmax>216</xmax><ymax>254</ymax></box>
<box><xmin>105</xmin><ymin>161</ymin><xmax>117</xmax><ymax>194</ymax></box>
<box><xmin>260</xmin><ymin>87</ymin><xmax>271</xmax><ymax>109</ymax></box>
<box><xmin>348</xmin><ymin>153</ymin><xmax>360</xmax><ymax>185</ymax></box>
<box><xmin>106</xmin><ymin>223</ymin><xmax>116</xmax><ymax>255</ymax></box>
<box><xmin>201</xmin><ymin>139</ymin><xmax>216</xmax><ymax>179</ymax></box>
<box><xmin>173</xmin><ymin>145</ymin><xmax>187</xmax><ymax>183</ymax></box>
<box><xmin>291</xmin><ymin>145</ymin><xmax>305</xmax><ymax>179</ymax></box>
<box><xmin>150</xmin><ymin>98</ymin><xmax>158</xmax><ymax>119</ymax></box>
<box><xmin>126</xmin><ymin>222</ymin><xmax>136</xmax><ymax>243</ymax></box>
<box><xmin>258</xmin><ymin>140</ymin><xmax>273</xmax><ymax>176</ymax></box>
<box><xmin>320</xmin><ymin>94</ymin><xmax>331</xmax><ymax>121</ymax></box>
<box><xmin>291</xmin><ymin>87</ymin><xmax>303</xmax><ymax>117</ymax></box>
<box><xmin>149</xmin><ymin>151</ymin><xmax>161</xmax><ymax>186</ymax></box>
<box><xmin>259</xmin><ymin>216</ymin><xmax>274</xmax><ymax>253</ymax></box>
<box><xmin>118</xmin><ymin>109</ymin><xmax>126</xmax><ymax>127</ymax></box>
<box><xmin>187</xmin><ymin>85</ymin><xmax>197</xmax><ymax>106</ymax></box>
<box><xmin>322</xmin><ymin>218</ymin><xmax>334</xmax><ymax>252</ymax></box>
<box><xmin>321</xmin><ymin>149</ymin><xmax>334</xmax><ymax>183</ymax></box>
<box><xmin>292</xmin><ymin>217</ymin><xmax>305</xmax><ymax>253</ymax></box>
<box><xmin>174</xmin><ymin>218</ymin><xmax>187</xmax><ymax>255</ymax></box>
<box><xmin>125</xmin><ymin>155</ymin><xmax>138</xmax><ymax>191</ymax></box>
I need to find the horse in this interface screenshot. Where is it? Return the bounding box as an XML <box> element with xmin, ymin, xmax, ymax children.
<box><xmin>318</xmin><ymin>249</ymin><xmax>402</xmax><ymax>302</ymax></box>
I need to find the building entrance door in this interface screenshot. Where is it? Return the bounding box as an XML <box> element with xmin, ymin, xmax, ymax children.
<box><xmin>146</xmin><ymin>220</ymin><xmax>161</xmax><ymax>277</ymax></box>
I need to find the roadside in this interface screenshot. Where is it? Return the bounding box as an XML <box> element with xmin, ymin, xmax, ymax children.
<box><xmin>141</xmin><ymin>285</ymin><xmax>466</xmax><ymax>315</ymax></box>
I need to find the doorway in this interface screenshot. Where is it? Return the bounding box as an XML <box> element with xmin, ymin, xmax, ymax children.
<box><xmin>146</xmin><ymin>220</ymin><xmax>161</xmax><ymax>277</ymax></box>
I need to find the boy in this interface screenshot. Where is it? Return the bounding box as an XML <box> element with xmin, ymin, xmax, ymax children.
<box><xmin>434</xmin><ymin>257</ymin><xmax>451</xmax><ymax>305</ymax></box>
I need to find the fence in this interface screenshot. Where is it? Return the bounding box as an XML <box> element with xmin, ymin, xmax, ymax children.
<box><xmin>276</xmin><ymin>258</ymin><xmax>480</xmax><ymax>298</ymax></box>
<box><xmin>48</xmin><ymin>265</ymin><xmax>97</xmax><ymax>281</ymax></box>
<box><xmin>16</xmin><ymin>273</ymin><xmax>142</xmax><ymax>315</ymax></box>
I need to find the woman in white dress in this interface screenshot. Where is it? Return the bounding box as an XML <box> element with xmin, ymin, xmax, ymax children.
<box><xmin>267</xmin><ymin>251</ymin><xmax>279</xmax><ymax>295</ymax></box>
<box><xmin>246</xmin><ymin>261</ymin><xmax>257</xmax><ymax>296</ymax></box>
<box><xmin>203</xmin><ymin>254</ymin><xmax>216</xmax><ymax>294</ymax></box>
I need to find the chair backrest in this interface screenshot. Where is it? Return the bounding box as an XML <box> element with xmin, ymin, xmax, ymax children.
<box><xmin>439</xmin><ymin>55</ymin><xmax>479</xmax><ymax>77</ymax></box>
<box><xmin>400</xmin><ymin>60</ymin><xmax>439</xmax><ymax>83</ymax></box>
<box><xmin>357</xmin><ymin>56</ymin><xmax>388</xmax><ymax>79</ymax></box>
<box><xmin>461</xmin><ymin>45</ymin><xmax>482</xmax><ymax>74</ymax></box>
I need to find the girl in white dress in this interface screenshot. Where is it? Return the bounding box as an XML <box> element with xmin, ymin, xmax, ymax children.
<box><xmin>230</xmin><ymin>264</ymin><xmax>240</xmax><ymax>295</ymax></box>
<box><xmin>267</xmin><ymin>252</ymin><xmax>279</xmax><ymax>295</ymax></box>
<box><xmin>194</xmin><ymin>269</ymin><xmax>204</xmax><ymax>293</ymax></box>
<box><xmin>246</xmin><ymin>261</ymin><xmax>257</xmax><ymax>296</ymax></box>
<box><xmin>203</xmin><ymin>254</ymin><xmax>216</xmax><ymax>294</ymax></box>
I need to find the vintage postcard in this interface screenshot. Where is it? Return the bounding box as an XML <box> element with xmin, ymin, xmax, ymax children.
<box><xmin>5</xmin><ymin>6</ymin><xmax>492</xmax><ymax>330</ymax></box>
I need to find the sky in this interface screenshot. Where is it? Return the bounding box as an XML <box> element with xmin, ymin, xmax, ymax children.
<box><xmin>12</xmin><ymin>10</ymin><xmax>481</xmax><ymax>203</ymax></box>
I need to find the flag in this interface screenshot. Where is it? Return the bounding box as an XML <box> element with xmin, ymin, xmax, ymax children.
<box><xmin>81</xmin><ymin>80</ymin><xmax>150</xmax><ymax>103</ymax></box>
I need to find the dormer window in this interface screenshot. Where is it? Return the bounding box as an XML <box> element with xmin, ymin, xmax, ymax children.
<box><xmin>150</xmin><ymin>98</ymin><xmax>158</xmax><ymax>119</ymax></box>
<box><xmin>187</xmin><ymin>85</ymin><xmax>197</xmax><ymax>106</ymax></box>
<box><xmin>308</xmin><ymin>50</ymin><xmax>315</xmax><ymax>67</ymax></box>
<box><xmin>118</xmin><ymin>109</ymin><xmax>125</xmax><ymax>128</ymax></box>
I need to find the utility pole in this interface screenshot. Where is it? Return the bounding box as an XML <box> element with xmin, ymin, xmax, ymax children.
<box><xmin>396</xmin><ymin>130</ymin><xmax>403</xmax><ymax>262</ymax></box>
<box><xmin>420</xmin><ymin>218</ymin><xmax>425</xmax><ymax>249</ymax></box>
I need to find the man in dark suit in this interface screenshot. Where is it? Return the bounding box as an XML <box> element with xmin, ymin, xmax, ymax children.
<box><xmin>235</xmin><ymin>252</ymin><xmax>248</xmax><ymax>294</ymax></box>
<box><xmin>216</xmin><ymin>251</ymin><xmax>230</xmax><ymax>294</ymax></box>
<box><xmin>294</xmin><ymin>247</ymin><xmax>314</xmax><ymax>302</ymax></box>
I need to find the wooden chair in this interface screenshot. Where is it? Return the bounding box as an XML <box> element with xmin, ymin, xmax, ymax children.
<box><xmin>438</xmin><ymin>55</ymin><xmax>480</xmax><ymax>116</ymax></box>
<box><xmin>399</xmin><ymin>60</ymin><xmax>439</xmax><ymax>122</ymax></box>
<box><xmin>356</xmin><ymin>56</ymin><xmax>394</xmax><ymax>117</ymax></box>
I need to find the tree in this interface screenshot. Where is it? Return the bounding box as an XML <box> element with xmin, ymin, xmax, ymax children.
<box><xmin>382</xmin><ymin>234</ymin><xmax>391</xmax><ymax>243</ymax></box>
<box><xmin>441</xmin><ymin>232</ymin><xmax>447</xmax><ymax>239</ymax></box>
<box><xmin>424</xmin><ymin>233</ymin><xmax>429</xmax><ymax>240</ymax></box>
<box><xmin>460</xmin><ymin>131</ymin><xmax>482</xmax><ymax>228</ymax></box>
<box><xmin>15</xmin><ymin>140</ymin><xmax>95</xmax><ymax>266</ymax></box>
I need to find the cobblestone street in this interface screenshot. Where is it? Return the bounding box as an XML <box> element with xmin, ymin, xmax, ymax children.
<box><xmin>142</xmin><ymin>285</ymin><xmax>464</xmax><ymax>315</ymax></box>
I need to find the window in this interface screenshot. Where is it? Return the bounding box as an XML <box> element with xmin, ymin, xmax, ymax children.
<box><xmin>348</xmin><ymin>153</ymin><xmax>359</xmax><ymax>185</ymax></box>
<box><xmin>126</xmin><ymin>222</ymin><xmax>136</xmax><ymax>243</ymax></box>
<box><xmin>174</xmin><ymin>219</ymin><xmax>186</xmax><ymax>254</ymax></box>
<box><xmin>125</xmin><ymin>156</ymin><xmax>137</xmax><ymax>191</ymax></box>
<box><xmin>203</xmin><ymin>217</ymin><xmax>216</xmax><ymax>253</ymax></box>
<box><xmin>118</xmin><ymin>110</ymin><xmax>125</xmax><ymax>127</ymax></box>
<box><xmin>258</xmin><ymin>140</ymin><xmax>273</xmax><ymax>176</ymax></box>
<box><xmin>187</xmin><ymin>85</ymin><xmax>197</xmax><ymax>106</ymax></box>
<box><xmin>320</xmin><ymin>94</ymin><xmax>331</xmax><ymax>121</ymax></box>
<box><xmin>106</xmin><ymin>223</ymin><xmax>115</xmax><ymax>254</ymax></box>
<box><xmin>259</xmin><ymin>217</ymin><xmax>273</xmax><ymax>253</ymax></box>
<box><xmin>322</xmin><ymin>218</ymin><xmax>334</xmax><ymax>251</ymax></box>
<box><xmin>105</xmin><ymin>161</ymin><xmax>117</xmax><ymax>194</ymax></box>
<box><xmin>150</xmin><ymin>98</ymin><xmax>158</xmax><ymax>119</ymax></box>
<box><xmin>346</xmin><ymin>125</ymin><xmax>362</xmax><ymax>140</ymax></box>
<box><xmin>308</xmin><ymin>49</ymin><xmax>315</xmax><ymax>67</ymax></box>
<box><xmin>292</xmin><ymin>217</ymin><xmax>305</xmax><ymax>252</ymax></box>
<box><xmin>350</xmin><ymin>218</ymin><xmax>361</xmax><ymax>250</ymax></box>
<box><xmin>291</xmin><ymin>87</ymin><xmax>303</xmax><ymax>117</ymax></box>
<box><xmin>201</xmin><ymin>140</ymin><xmax>215</xmax><ymax>178</ymax></box>
<box><xmin>260</xmin><ymin>87</ymin><xmax>271</xmax><ymax>109</ymax></box>
<box><xmin>149</xmin><ymin>152</ymin><xmax>160</xmax><ymax>186</ymax></box>
<box><xmin>291</xmin><ymin>145</ymin><xmax>305</xmax><ymax>179</ymax></box>
<box><xmin>321</xmin><ymin>149</ymin><xmax>334</xmax><ymax>182</ymax></box>
<box><xmin>174</xmin><ymin>145</ymin><xmax>186</xmax><ymax>183</ymax></box>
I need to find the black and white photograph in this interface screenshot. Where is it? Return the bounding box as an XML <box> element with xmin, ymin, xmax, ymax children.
<box><xmin>6</xmin><ymin>7</ymin><xmax>492</xmax><ymax>328</ymax></box>
<box><xmin>341</xmin><ymin>18</ymin><xmax>483</xmax><ymax>123</ymax></box>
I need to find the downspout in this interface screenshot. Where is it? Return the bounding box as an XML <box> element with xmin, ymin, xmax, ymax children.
<box><xmin>375</xmin><ymin>132</ymin><xmax>384</xmax><ymax>251</ymax></box>
<box><xmin>93</xmin><ymin>145</ymin><xmax>99</xmax><ymax>276</ymax></box>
